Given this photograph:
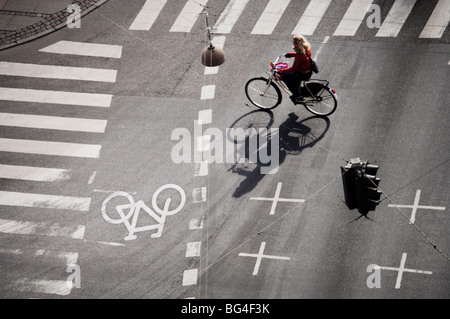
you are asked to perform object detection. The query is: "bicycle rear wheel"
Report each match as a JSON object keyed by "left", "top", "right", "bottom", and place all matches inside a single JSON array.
[
  {"left": 302, "top": 84, "right": 337, "bottom": 116},
  {"left": 245, "top": 77, "right": 282, "bottom": 110},
  {"left": 101, "top": 192, "right": 135, "bottom": 224}
]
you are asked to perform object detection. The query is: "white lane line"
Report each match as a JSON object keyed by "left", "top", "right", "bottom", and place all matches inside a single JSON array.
[
  {"left": 189, "top": 218, "right": 204, "bottom": 230},
  {"left": 198, "top": 109, "right": 212, "bottom": 125},
  {"left": 186, "top": 242, "right": 202, "bottom": 257},
  {"left": 213, "top": 0, "right": 250, "bottom": 34},
  {"left": 313, "top": 36, "right": 329, "bottom": 61},
  {"left": 292, "top": 0, "right": 332, "bottom": 35},
  {"left": 170, "top": 0, "right": 208, "bottom": 32},
  {"left": 376, "top": 0, "right": 417, "bottom": 37},
  {"left": 0, "top": 87, "right": 112, "bottom": 108},
  {"left": 0, "top": 62, "right": 117, "bottom": 83},
  {"left": 0, "top": 218, "right": 85, "bottom": 239},
  {"left": 194, "top": 161, "right": 208, "bottom": 177},
  {"left": 192, "top": 187, "right": 207, "bottom": 203},
  {"left": 0, "top": 191, "right": 91, "bottom": 211},
  {"left": 196, "top": 135, "right": 211, "bottom": 152},
  {"left": 200, "top": 85, "right": 215, "bottom": 100},
  {"left": 251, "top": 0, "right": 290, "bottom": 35},
  {"left": 129, "top": 0, "right": 167, "bottom": 30},
  {"left": 182, "top": 269, "right": 198, "bottom": 286},
  {"left": 0, "top": 164, "right": 71, "bottom": 182},
  {"left": 333, "top": 0, "right": 374, "bottom": 36},
  {"left": 419, "top": 0, "right": 450, "bottom": 38},
  {"left": 204, "top": 66, "right": 219, "bottom": 75},
  {"left": 39, "top": 41, "right": 123, "bottom": 59},
  {"left": 0, "top": 113, "right": 107, "bottom": 133},
  {"left": 0, "top": 138, "right": 102, "bottom": 158}
]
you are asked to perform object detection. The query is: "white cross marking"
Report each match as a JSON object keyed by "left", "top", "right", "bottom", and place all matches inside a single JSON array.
[
  {"left": 250, "top": 182, "right": 305, "bottom": 215},
  {"left": 388, "top": 190, "right": 446, "bottom": 224},
  {"left": 374, "top": 253, "right": 432, "bottom": 289},
  {"left": 238, "top": 242, "right": 290, "bottom": 276}
]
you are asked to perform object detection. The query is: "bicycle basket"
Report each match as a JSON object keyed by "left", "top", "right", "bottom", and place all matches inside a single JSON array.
[{"left": 275, "top": 62, "right": 289, "bottom": 71}]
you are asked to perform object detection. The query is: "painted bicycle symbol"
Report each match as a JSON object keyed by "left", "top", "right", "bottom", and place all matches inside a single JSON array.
[{"left": 101, "top": 184, "right": 186, "bottom": 241}]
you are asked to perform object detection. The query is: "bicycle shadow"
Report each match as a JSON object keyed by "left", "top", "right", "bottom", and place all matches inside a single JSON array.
[{"left": 227, "top": 111, "right": 330, "bottom": 198}]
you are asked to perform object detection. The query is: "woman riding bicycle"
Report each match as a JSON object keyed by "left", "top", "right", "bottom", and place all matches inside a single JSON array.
[
  {"left": 279, "top": 35, "right": 313, "bottom": 103},
  {"left": 245, "top": 36, "right": 337, "bottom": 116}
]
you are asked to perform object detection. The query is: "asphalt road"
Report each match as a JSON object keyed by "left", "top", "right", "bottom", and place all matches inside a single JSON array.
[{"left": 0, "top": 0, "right": 449, "bottom": 301}]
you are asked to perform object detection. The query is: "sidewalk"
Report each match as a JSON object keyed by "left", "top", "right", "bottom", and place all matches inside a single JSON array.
[{"left": 0, "top": 0, "right": 109, "bottom": 51}]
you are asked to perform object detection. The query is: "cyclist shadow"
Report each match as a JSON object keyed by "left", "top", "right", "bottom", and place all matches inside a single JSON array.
[{"left": 228, "top": 111, "right": 330, "bottom": 198}]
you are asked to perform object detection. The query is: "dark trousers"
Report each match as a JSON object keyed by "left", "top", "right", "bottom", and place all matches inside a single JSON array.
[{"left": 281, "top": 72, "right": 312, "bottom": 97}]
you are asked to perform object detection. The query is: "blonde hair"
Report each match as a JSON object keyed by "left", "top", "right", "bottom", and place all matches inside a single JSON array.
[{"left": 293, "top": 35, "right": 311, "bottom": 54}]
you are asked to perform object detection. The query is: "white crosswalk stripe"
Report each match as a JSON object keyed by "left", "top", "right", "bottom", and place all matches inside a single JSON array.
[
  {"left": 0, "top": 87, "right": 112, "bottom": 107},
  {"left": 39, "top": 40, "right": 123, "bottom": 58},
  {"left": 129, "top": 0, "right": 167, "bottom": 31},
  {"left": 376, "top": 0, "right": 417, "bottom": 37},
  {"left": 0, "top": 62, "right": 117, "bottom": 82},
  {"left": 0, "top": 191, "right": 91, "bottom": 211},
  {"left": 292, "top": 0, "right": 333, "bottom": 36},
  {"left": 420, "top": 0, "right": 450, "bottom": 38},
  {"left": 0, "top": 218, "right": 85, "bottom": 238},
  {"left": 0, "top": 249, "right": 79, "bottom": 265},
  {"left": 0, "top": 164, "right": 71, "bottom": 182},
  {"left": 0, "top": 112, "right": 107, "bottom": 133},
  {"left": 170, "top": 0, "right": 208, "bottom": 33},
  {"left": 213, "top": 0, "right": 250, "bottom": 34},
  {"left": 334, "top": 0, "right": 374, "bottom": 36},
  {"left": 251, "top": 0, "right": 290, "bottom": 35},
  {"left": 0, "top": 138, "right": 102, "bottom": 158}
]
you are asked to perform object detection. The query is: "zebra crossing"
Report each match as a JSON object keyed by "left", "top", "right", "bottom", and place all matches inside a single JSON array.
[
  {"left": 128, "top": 0, "right": 450, "bottom": 39},
  {"left": 0, "top": 41, "right": 122, "bottom": 297}
]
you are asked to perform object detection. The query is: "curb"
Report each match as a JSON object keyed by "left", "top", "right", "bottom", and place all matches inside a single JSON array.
[{"left": 0, "top": 0, "right": 109, "bottom": 51}]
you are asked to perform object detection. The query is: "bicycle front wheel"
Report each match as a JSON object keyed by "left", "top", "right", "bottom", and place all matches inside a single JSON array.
[
  {"left": 303, "top": 85, "right": 337, "bottom": 117},
  {"left": 245, "top": 77, "right": 282, "bottom": 110}
]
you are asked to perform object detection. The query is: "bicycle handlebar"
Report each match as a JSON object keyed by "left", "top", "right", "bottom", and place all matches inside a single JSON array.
[{"left": 275, "top": 54, "right": 285, "bottom": 64}]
